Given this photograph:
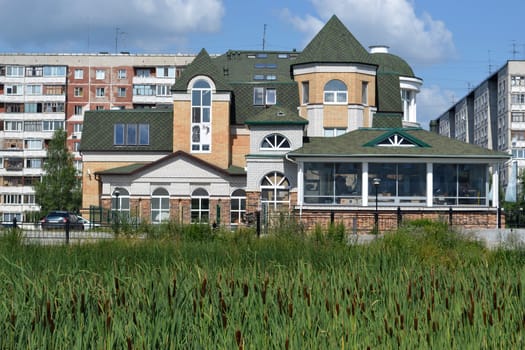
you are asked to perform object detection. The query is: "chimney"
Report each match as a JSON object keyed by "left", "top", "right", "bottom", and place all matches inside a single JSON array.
[{"left": 369, "top": 45, "right": 389, "bottom": 54}]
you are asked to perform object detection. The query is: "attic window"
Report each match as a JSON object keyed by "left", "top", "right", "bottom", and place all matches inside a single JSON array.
[{"left": 377, "top": 134, "right": 415, "bottom": 147}]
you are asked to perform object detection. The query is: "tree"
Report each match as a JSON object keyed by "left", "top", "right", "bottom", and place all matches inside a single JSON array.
[{"left": 34, "top": 129, "right": 82, "bottom": 213}]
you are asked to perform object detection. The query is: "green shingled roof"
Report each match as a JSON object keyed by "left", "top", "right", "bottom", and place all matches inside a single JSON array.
[
  {"left": 80, "top": 109, "right": 173, "bottom": 152},
  {"left": 376, "top": 73, "right": 403, "bottom": 113},
  {"left": 293, "top": 15, "right": 375, "bottom": 66},
  {"left": 245, "top": 105, "right": 308, "bottom": 125},
  {"left": 172, "top": 49, "right": 232, "bottom": 92},
  {"left": 288, "top": 128, "right": 510, "bottom": 159},
  {"left": 371, "top": 52, "right": 415, "bottom": 77}
]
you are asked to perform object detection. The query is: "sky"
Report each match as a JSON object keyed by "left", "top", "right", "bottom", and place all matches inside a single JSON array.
[{"left": 0, "top": 0, "right": 523, "bottom": 128}]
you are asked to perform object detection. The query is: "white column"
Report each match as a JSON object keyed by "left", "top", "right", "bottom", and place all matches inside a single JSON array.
[
  {"left": 362, "top": 162, "right": 368, "bottom": 206},
  {"left": 492, "top": 168, "right": 499, "bottom": 207},
  {"left": 426, "top": 163, "right": 433, "bottom": 207},
  {"left": 297, "top": 162, "right": 304, "bottom": 206}
]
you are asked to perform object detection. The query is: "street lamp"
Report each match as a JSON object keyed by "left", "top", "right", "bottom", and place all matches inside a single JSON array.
[
  {"left": 113, "top": 189, "right": 120, "bottom": 232},
  {"left": 373, "top": 178, "right": 381, "bottom": 233},
  {"left": 113, "top": 189, "right": 120, "bottom": 212}
]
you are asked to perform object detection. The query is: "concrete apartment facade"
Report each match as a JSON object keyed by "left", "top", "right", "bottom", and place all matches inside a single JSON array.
[
  {"left": 431, "top": 60, "right": 525, "bottom": 193},
  {"left": 0, "top": 53, "right": 195, "bottom": 221}
]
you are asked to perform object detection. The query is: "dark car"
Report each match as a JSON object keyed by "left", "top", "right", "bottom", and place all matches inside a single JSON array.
[{"left": 40, "top": 211, "right": 84, "bottom": 230}]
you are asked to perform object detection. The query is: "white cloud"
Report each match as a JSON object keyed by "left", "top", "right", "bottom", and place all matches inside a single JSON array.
[
  {"left": 0, "top": 0, "right": 225, "bottom": 52},
  {"left": 288, "top": 0, "right": 456, "bottom": 65},
  {"left": 417, "top": 85, "right": 456, "bottom": 128}
]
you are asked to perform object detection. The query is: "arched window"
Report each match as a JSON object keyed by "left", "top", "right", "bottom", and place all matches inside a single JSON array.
[
  {"left": 112, "top": 188, "right": 130, "bottom": 217},
  {"left": 324, "top": 79, "right": 347, "bottom": 104},
  {"left": 191, "top": 188, "right": 209, "bottom": 223},
  {"left": 261, "top": 172, "right": 290, "bottom": 209},
  {"left": 151, "top": 188, "right": 170, "bottom": 223},
  {"left": 230, "top": 189, "right": 246, "bottom": 228},
  {"left": 261, "top": 133, "right": 291, "bottom": 150},
  {"left": 191, "top": 79, "right": 211, "bottom": 152}
]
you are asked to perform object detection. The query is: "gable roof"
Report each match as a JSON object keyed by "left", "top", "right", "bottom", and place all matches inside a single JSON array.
[
  {"left": 80, "top": 109, "right": 173, "bottom": 152},
  {"left": 293, "top": 15, "right": 375, "bottom": 66},
  {"left": 172, "top": 49, "right": 232, "bottom": 92},
  {"left": 96, "top": 150, "right": 246, "bottom": 177},
  {"left": 288, "top": 128, "right": 510, "bottom": 160},
  {"left": 245, "top": 105, "right": 308, "bottom": 126}
]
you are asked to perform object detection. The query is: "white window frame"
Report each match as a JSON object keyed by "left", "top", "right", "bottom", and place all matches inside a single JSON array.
[
  {"left": 95, "top": 69, "right": 105, "bottom": 80},
  {"left": 191, "top": 79, "right": 212, "bottom": 153},
  {"left": 151, "top": 188, "right": 170, "bottom": 223},
  {"left": 261, "top": 134, "right": 291, "bottom": 150},
  {"left": 191, "top": 188, "right": 209, "bottom": 223},
  {"left": 324, "top": 79, "right": 348, "bottom": 104},
  {"left": 96, "top": 87, "right": 105, "bottom": 97},
  {"left": 74, "top": 69, "right": 84, "bottom": 79},
  {"left": 260, "top": 172, "right": 290, "bottom": 210}
]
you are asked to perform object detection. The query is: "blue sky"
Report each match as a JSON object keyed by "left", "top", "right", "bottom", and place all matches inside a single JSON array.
[{"left": 0, "top": 0, "right": 523, "bottom": 127}]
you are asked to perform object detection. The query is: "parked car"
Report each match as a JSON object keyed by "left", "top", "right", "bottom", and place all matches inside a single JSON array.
[
  {"left": 40, "top": 211, "right": 84, "bottom": 230},
  {"left": 77, "top": 216, "right": 101, "bottom": 230}
]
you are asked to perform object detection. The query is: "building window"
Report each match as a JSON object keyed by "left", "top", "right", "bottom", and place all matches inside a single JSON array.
[
  {"left": 303, "top": 163, "right": 362, "bottom": 204},
  {"left": 156, "top": 85, "right": 171, "bottom": 96},
  {"left": 74, "top": 105, "right": 83, "bottom": 115},
  {"left": 26, "top": 158, "right": 42, "bottom": 168},
  {"left": 74, "top": 69, "right": 84, "bottom": 79},
  {"left": 43, "top": 121, "right": 64, "bottom": 131},
  {"left": 151, "top": 188, "right": 170, "bottom": 223},
  {"left": 368, "top": 163, "right": 427, "bottom": 205},
  {"left": 6, "top": 85, "right": 23, "bottom": 95},
  {"left": 260, "top": 171, "right": 290, "bottom": 210},
  {"left": 43, "top": 102, "right": 65, "bottom": 112},
  {"left": 136, "top": 69, "right": 150, "bottom": 77},
  {"left": 230, "top": 189, "right": 246, "bottom": 228},
  {"left": 112, "top": 188, "right": 130, "bottom": 217},
  {"left": 26, "top": 66, "right": 43, "bottom": 77},
  {"left": 433, "top": 164, "right": 487, "bottom": 206},
  {"left": 302, "top": 81, "right": 309, "bottom": 104},
  {"left": 191, "top": 79, "right": 212, "bottom": 152},
  {"left": 191, "top": 188, "right": 209, "bottom": 223},
  {"left": 156, "top": 66, "right": 175, "bottom": 78},
  {"left": 362, "top": 81, "right": 368, "bottom": 105},
  {"left": 74, "top": 87, "right": 83, "bottom": 97},
  {"left": 133, "top": 85, "right": 155, "bottom": 96},
  {"left": 118, "top": 87, "right": 126, "bottom": 97},
  {"left": 45, "top": 85, "right": 64, "bottom": 95},
  {"left": 253, "top": 87, "right": 277, "bottom": 106},
  {"left": 26, "top": 85, "right": 42, "bottom": 95},
  {"left": 4, "top": 121, "right": 23, "bottom": 132},
  {"left": 6, "top": 66, "right": 24, "bottom": 77},
  {"left": 324, "top": 79, "right": 347, "bottom": 104},
  {"left": 73, "top": 123, "right": 83, "bottom": 133},
  {"left": 95, "top": 69, "right": 105, "bottom": 80},
  {"left": 96, "top": 87, "right": 105, "bottom": 97},
  {"left": 114, "top": 123, "right": 149, "bottom": 145},
  {"left": 118, "top": 69, "right": 127, "bottom": 79},
  {"left": 43, "top": 66, "right": 66, "bottom": 76},
  {"left": 24, "top": 121, "right": 41, "bottom": 132},
  {"left": 95, "top": 105, "right": 104, "bottom": 110},
  {"left": 24, "top": 139, "right": 43, "bottom": 150},
  {"left": 323, "top": 128, "right": 347, "bottom": 137},
  {"left": 261, "top": 133, "right": 291, "bottom": 150}
]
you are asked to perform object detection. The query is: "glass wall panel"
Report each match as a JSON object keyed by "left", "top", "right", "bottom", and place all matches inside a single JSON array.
[
  {"left": 303, "top": 162, "right": 362, "bottom": 204},
  {"left": 368, "top": 163, "right": 426, "bottom": 205},
  {"left": 433, "top": 164, "right": 487, "bottom": 206}
]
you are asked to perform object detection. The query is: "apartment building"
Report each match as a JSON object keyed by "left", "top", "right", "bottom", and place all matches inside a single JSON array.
[
  {"left": 431, "top": 60, "right": 525, "bottom": 191},
  {"left": 0, "top": 53, "right": 195, "bottom": 221}
]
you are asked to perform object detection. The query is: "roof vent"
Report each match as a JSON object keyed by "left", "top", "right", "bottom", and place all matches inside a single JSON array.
[
  {"left": 369, "top": 45, "right": 389, "bottom": 54},
  {"left": 277, "top": 111, "right": 286, "bottom": 117}
]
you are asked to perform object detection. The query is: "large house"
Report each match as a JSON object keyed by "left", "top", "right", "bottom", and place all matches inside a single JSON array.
[{"left": 80, "top": 15, "right": 509, "bottom": 231}]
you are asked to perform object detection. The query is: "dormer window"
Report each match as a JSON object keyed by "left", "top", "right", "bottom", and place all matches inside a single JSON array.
[
  {"left": 261, "top": 134, "right": 290, "bottom": 150},
  {"left": 254, "top": 87, "right": 276, "bottom": 106},
  {"left": 324, "top": 79, "right": 347, "bottom": 104}
]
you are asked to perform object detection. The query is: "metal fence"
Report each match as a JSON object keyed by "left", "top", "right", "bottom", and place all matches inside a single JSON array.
[{"left": 0, "top": 222, "right": 114, "bottom": 245}]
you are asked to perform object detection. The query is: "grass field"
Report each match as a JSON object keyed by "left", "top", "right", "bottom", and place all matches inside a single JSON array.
[{"left": 0, "top": 220, "right": 524, "bottom": 349}]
